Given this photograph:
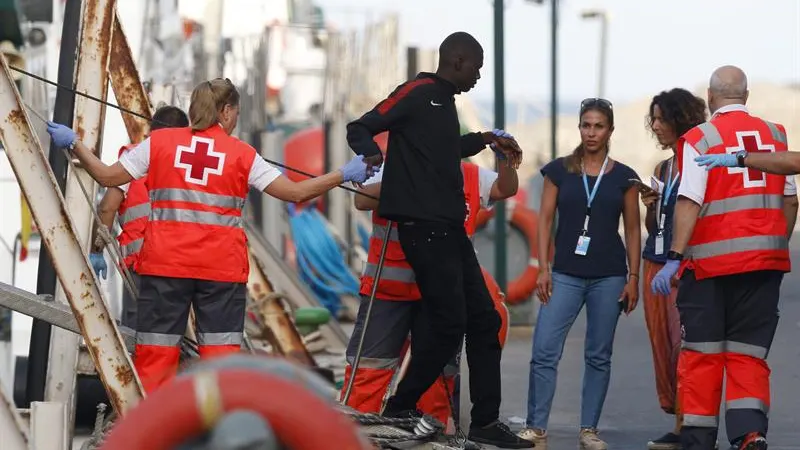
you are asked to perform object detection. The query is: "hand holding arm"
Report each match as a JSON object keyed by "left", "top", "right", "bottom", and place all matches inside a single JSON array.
[{"left": 265, "top": 155, "right": 374, "bottom": 203}]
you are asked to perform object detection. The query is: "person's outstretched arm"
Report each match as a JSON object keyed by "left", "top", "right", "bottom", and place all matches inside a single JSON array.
[
  {"left": 262, "top": 155, "right": 372, "bottom": 204},
  {"left": 696, "top": 151, "right": 800, "bottom": 175},
  {"left": 47, "top": 122, "right": 135, "bottom": 187}
]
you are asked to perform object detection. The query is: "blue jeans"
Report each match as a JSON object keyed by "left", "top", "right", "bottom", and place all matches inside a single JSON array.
[{"left": 525, "top": 272, "right": 626, "bottom": 430}]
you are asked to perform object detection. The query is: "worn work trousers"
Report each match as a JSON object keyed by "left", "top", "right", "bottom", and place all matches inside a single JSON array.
[
  {"left": 341, "top": 297, "right": 459, "bottom": 425},
  {"left": 384, "top": 222, "right": 502, "bottom": 428},
  {"left": 134, "top": 275, "right": 247, "bottom": 393},
  {"left": 120, "top": 268, "right": 140, "bottom": 329},
  {"left": 677, "top": 269, "right": 782, "bottom": 450},
  {"left": 342, "top": 286, "right": 510, "bottom": 426},
  {"left": 642, "top": 260, "right": 682, "bottom": 415}
]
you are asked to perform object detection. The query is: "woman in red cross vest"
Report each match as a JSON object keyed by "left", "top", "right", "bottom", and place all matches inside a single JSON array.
[{"left": 46, "top": 78, "right": 374, "bottom": 393}]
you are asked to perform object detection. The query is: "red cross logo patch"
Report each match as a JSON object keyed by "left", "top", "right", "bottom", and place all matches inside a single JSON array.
[
  {"left": 174, "top": 136, "right": 225, "bottom": 186},
  {"left": 725, "top": 131, "right": 775, "bottom": 189}
]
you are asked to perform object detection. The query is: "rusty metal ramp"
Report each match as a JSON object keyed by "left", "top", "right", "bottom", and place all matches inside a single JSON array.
[{"left": 0, "top": 281, "right": 137, "bottom": 352}]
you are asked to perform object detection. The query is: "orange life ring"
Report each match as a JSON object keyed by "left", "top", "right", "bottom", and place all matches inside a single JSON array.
[
  {"left": 476, "top": 203, "right": 540, "bottom": 305},
  {"left": 101, "top": 369, "right": 372, "bottom": 450}
]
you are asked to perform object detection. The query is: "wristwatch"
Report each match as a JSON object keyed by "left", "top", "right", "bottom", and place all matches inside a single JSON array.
[
  {"left": 735, "top": 150, "right": 748, "bottom": 168},
  {"left": 667, "top": 250, "right": 683, "bottom": 261}
]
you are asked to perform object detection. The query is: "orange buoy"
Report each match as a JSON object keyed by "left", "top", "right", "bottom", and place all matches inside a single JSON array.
[
  {"left": 476, "top": 203, "right": 542, "bottom": 305},
  {"left": 101, "top": 369, "right": 372, "bottom": 450},
  {"left": 480, "top": 267, "right": 509, "bottom": 347}
]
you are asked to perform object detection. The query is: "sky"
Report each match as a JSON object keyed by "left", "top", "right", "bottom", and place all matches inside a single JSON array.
[{"left": 315, "top": 0, "right": 800, "bottom": 104}]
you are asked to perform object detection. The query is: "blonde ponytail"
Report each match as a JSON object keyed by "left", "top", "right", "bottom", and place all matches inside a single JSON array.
[
  {"left": 564, "top": 145, "right": 585, "bottom": 174},
  {"left": 189, "top": 78, "right": 240, "bottom": 131}
]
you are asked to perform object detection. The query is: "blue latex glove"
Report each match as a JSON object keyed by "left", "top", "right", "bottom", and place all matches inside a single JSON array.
[
  {"left": 490, "top": 128, "right": 514, "bottom": 160},
  {"left": 89, "top": 252, "right": 107, "bottom": 280},
  {"left": 340, "top": 155, "right": 372, "bottom": 184},
  {"left": 651, "top": 259, "right": 680, "bottom": 295},
  {"left": 46, "top": 121, "right": 77, "bottom": 148},
  {"left": 695, "top": 153, "right": 738, "bottom": 170}
]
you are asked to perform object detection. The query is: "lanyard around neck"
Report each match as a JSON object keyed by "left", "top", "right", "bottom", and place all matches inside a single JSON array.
[{"left": 581, "top": 155, "right": 610, "bottom": 211}]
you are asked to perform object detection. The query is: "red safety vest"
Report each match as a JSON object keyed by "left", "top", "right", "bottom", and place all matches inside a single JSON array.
[
  {"left": 360, "top": 162, "right": 485, "bottom": 300},
  {"left": 677, "top": 110, "right": 791, "bottom": 280},
  {"left": 135, "top": 125, "right": 256, "bottom": 283},
  {"left": 116, "top": 144, "right": 150, "bottom": 270}
]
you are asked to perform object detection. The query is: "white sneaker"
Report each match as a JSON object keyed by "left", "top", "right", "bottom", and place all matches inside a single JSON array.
[
  {"left": 518, "top": 428, "right": 548, "bottom": 448},
  {"left": 579, "top": 428, "right": 608, "bottom": 450}
]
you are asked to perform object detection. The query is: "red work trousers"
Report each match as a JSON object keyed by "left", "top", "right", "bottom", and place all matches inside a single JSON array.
[{"left": 676, "top": 269, "right": 782, "bottom": 450}]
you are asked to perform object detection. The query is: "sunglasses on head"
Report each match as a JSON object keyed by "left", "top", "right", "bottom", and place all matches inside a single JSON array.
[{"left": 580, "top": 98, "right": 613, "bottom": 111}]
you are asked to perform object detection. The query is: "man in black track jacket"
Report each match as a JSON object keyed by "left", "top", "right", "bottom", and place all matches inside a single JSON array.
[{"left": 346, "top": 31, "right": 531, "bottom": 449}]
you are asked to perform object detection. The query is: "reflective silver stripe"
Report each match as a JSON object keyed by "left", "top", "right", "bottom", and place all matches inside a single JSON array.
[
  {"left": 692, "top": 122, "right": 724, "bottom": 154},
  {"left": 371, "top": 223, "right": 399, "bottom": 242},
  {"left": 687, "top": 235, "right": 787, "bottom": 260},
  {"left": 123, "top": 238, "right": 143, "bottom": 257},
  {"left": 726, "top": 341, "right": 768, "bottom": 359},
  {"left": 196, "top": 332, "right": 243, "bottom": 346},
  {"left": 363, "top": 264, "right": 415, "bottom": 283},
  {"left": 346, "top": 356, "right": 398, "bottom": 370},
  {"left": 149, "top": 188, "right": 246, "bottom": 209},
  {"left": 726, "top": 397, "right": 769, "bottom": 413},
  {"left": 682, "top": 341, "right": 724, "bottom": 354},
  {"left": 699, "top": 194, "right": 783, "bottom": 218},
  {"left": 764, "top": 121, "right": 787, "bottom": 145},
  {"left": 119, "top": 203, "right": 151, "bottom": 226},
  {"left": 136, "top": 332, "right": 182, "bottom": 347},
  {"left": 150, "top": 208, "right": 243, "bottom": 228},
  {"left": 683, "top": 414, "right": 718, "bottom": 428}
]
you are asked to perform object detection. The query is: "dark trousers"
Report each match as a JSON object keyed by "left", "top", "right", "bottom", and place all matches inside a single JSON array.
[
  {"left": 120, "top": 269, "right": 140, "bottom": 329},
  {"left": 384, "top": 221, "right": 502, "bottom": 427},
  {"left": 134, "top": 275, "right": 247, "bottom": 392},
  {"left": 677, "top": 269, "right": 782, "bottom": 449}
]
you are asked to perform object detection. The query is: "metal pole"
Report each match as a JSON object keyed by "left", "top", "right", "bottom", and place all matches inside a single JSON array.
[
  {"left": 27, "top": 0, "right": 81, "bottom": 406},
  {"left": 550, "top": 0, "right": 558, "bottom": 160},
  {"left": 493, "top": 0, "right": 507, "bottom": 292},
  {"left": 598, "top": 15, "right": 608, "bottom": 99}
]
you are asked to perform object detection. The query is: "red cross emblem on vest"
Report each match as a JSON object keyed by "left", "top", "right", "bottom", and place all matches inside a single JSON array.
[
  {"left": 175, "top": 136, "right": 226, "bottom": 186},
  {"left": 726, "top": 131, "right": 775, "bottom": 189}
]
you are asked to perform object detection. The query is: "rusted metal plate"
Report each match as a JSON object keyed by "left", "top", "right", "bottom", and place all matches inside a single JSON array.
[
  {"left": 109, "top": 10, "right": 150, "bottom": 143},
  {"left": 0, "top": 54, "right": 143, "bottom": 416},
  {"left": 0, "top": 381, "right": 28, "bottom": 450},
  {"left": 247, "top": 250, "right": 317, "bottom": 366},
  {"left": 45, "top": 0, "right": 129, "bottom": 425}
]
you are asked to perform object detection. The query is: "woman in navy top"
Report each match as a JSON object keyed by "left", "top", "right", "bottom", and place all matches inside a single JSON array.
[
  {"left": 518, "top": 99, "right": 641, "bottom": 450},
  {"left": 640, "top": 88, "right": 707, "bottom": 450}
]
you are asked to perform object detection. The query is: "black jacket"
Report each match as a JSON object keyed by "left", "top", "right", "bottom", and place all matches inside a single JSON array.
[{"left": 346, "top": 72, "right": 486, "bottom": 225}]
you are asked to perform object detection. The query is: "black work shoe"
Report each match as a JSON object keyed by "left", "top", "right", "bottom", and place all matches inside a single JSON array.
[
  {"left": 647, "top": 432, "right": 682, "bottom": 450},
  {"left": 469, "top": 421, "right": 535, "bottom": 449},
  {"left": 731, "top": 433, "right": 767, "bottom": 450}
]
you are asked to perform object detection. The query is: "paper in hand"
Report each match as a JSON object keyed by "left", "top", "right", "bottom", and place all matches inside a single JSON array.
[{"left": 650, "top": 176, "right": 665, "bottom": 195}]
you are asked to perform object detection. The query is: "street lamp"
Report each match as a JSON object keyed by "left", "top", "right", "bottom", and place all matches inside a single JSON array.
[{"left": 580, "top": 9, "right": 609, "bottom": 99}]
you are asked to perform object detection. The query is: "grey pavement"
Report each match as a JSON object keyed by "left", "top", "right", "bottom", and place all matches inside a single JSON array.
[{"left": 491, "top": 248, "right": 800, "bottom": 450}]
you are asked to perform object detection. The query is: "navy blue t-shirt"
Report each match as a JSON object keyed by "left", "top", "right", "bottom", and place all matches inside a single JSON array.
[
  {"left": 642, "top": 159, "right": 680, "bottom": 264},
  {"left": 542, "top": 157, "right": 639, "bottom": 278}
]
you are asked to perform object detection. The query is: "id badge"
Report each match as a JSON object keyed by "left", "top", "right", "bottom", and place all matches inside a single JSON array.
[
  {"left": 575, "top": 235, "right": 591, "bottom": 256},
  {"left": 655, "top": 233, "right": 665, "bottom": 255}
]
